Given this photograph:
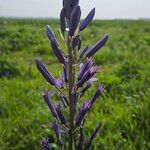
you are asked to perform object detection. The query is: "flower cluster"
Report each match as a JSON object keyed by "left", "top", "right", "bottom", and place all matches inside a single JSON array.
[{"left": 36, "top": 0, "right": 108, "bottom": 149}]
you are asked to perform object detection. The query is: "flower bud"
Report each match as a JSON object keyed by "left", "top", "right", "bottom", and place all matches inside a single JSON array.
[
  {"left": 60, "top": 8, "right": 66, "bottom": 33},
  {"left": 87, "top": 35, "right": 108, "bottom": 57},
  {"left": 84, "top": 121, "right": 103, "bottom": 150},
  {"left": 35, "top": 59, "right": 56, "bottom": 85},
  {"left": 69, "top": 5, "right": 81, "bottom": 36},
  {"left": 55, "top": 103, "right": 66, "bottom": 124},
  {"left": 79, "top": 8, "right": 95, "bottom": 31},
  {"left": 42, "top": 91, "right": 57, "bottom": 118},
  {"left": 51, "top": 121, "right": 63, "bottom": 146},
  {"left": 40, "top": 137, "right": 52, "bottom": 150},
  {"left": 80, "top": 45, "right": 89, "bottom": 58},
  {"left": 51, "top": 38, "right": 66, "bottom": 65},
  {"left": 47, "top": 25, "right": 59, "bottom": 46}
]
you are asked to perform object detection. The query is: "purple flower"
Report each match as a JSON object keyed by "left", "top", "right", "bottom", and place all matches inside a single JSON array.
[
  {"left": 87, "top": 35, "right": 108, "bottom": 57},
  {"left": 35, "top": 59, "right": 56, "bottom": 85},
  {"left": 60, "top": 8, "right": 66, "bottom": 33},
  {"left": 47, "top": 25, "right": 59, "bottom": 46},
  {"left": 79, "top": 8, "right": 95, "bottom": 31},
  {"left": 75, "top": 102, "right": 90, "bottom": 127},
  {"left": 51, "top": 121, "right": 63, "bottom": 146},
  {"left": 55, "top": 73, "right": 64, "bottom": 89},
  {"left": 55, "top": 103, "right": 66, "bottom": 124},
  {"left": 51, "top": 38, "right": 66, "bottom": 65},
  {"left": 78, "top": 58, "right": 93, "bottom": 81},
  {"left": 88, "top": 84, "right": 105, "bottom": 108},
  {"left": 42, "top": 91, "right": 57, "bottom": 118},
  {"left": 63, "top": 0, "right": 71, "bottom": 19},
  {"left": 71, "top": 0, "right": 79, "bottom": 8},
  {"left": 80, "top": 45, "right": 89, "bottom": 58},
  {"left": 69, "top": 5, "right": 81, "bottom": 36},
  {"left": 77, "top": 66, "right": 99, "bottom": 88},
  {"left": 40, "top": 137, "right": 52, "bottom": 150},
  {"left": 80, "top": 78, "right": 98, "bottom": 97},
  {"left": 84, "top": 121, "right": 103, "bottom": 150}
]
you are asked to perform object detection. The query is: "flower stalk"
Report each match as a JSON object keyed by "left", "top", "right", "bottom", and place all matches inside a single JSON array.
[{"left": 36, "top": 0, "right": 108, "bottom": 149}]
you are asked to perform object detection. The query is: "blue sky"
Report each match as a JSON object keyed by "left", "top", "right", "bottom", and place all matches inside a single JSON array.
[{"left": 0, "top": 0, "right": 150, "bottom": 19}]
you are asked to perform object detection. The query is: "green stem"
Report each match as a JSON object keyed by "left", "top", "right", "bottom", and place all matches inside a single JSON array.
[{"left": 67, "top": 36, "right": 76, "bottom": 150}]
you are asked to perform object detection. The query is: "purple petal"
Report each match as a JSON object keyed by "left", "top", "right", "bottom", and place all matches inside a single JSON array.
[
  {"left": 40, "top": 137, "right": 52, "bottom": 150},
  {"left": 55, "top": 73, "right": 64, "bottom": 89},
  {"left": 89, "top": 84, "right": 105, "bottom": 108},
  {"left": 51, "top": 38, "right": 66, "bottom": 64},
  {"left": 35, "top": 59, "right": 56, "bottom": 85},
  {"left": 69, "top": 5, "right": 81, "bottom": 36},
  {"left": 75, "top": 102, "right": 90, "bottom": 127},
  {"left": 78, "top": 58, "right": 93, "bottom": 81},
  {"left": 42, "top": 91, "right": 57, "bottom": 118},
  {"left": 80, "top": 78, "right": 98, "bottom": 97},
  {"left": 84, "top": 121, "right": 103, "bottom": 149},
  {"left": 51, "top": 121, "right": 63, "bottom": 146},
  {"left": 79, "top": 8, "right": 95, "bottom": 31},
  {"left": 87, "top": 35, "right": 108, "bottom": 57},
  {"left": 60, "top": 8, "right": 66, "bottom": 33},
  {"left": 55, "top": 103, "right": 66, "bottom": 124}
]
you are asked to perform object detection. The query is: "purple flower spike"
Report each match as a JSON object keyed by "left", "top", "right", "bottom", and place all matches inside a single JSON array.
[
  {"left": 75, "top": 102, "right": 90, "bottom": 127},
  {"left": 79, "top": 8, "right": 95, "bottom": 31},
  {"left": 84, "top": 121, "right": 103, "bottom": 150},
  {"left": 80, "top": 45, "right": 89, "bottom": 58},
  {"left": 69, "top": 5, "right": 81, "bottom": 36},
  {"left": 35, "top": 59, "right": 55, "bottom": 85},
  {"left": 55, "top": 103, "right": 66, "bottom": 124},
  {"left": 51, "top": 121, "right": 63, "bottom": 146},
  {"left": 87, "top": 35, "right": 108, "bottom": 57},
  {"left": 89, "top": 84, "right": 105, "bottom": 108},
  {"left": 51, "top": 38, "right": 66, "bottom": 65},
  {"left": 40, "top": 137, "right": 52, "bottom": 150},
  {"left": 60, "top": 8, "right": 66, "bottom": 33},
  {"left": 42, "top": 91, "right": 57, "bottom": 118}
]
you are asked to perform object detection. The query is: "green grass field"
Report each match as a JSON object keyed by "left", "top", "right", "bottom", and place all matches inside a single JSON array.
[{"left": 0, "top": 18, "right": 150, "bottom": 150}]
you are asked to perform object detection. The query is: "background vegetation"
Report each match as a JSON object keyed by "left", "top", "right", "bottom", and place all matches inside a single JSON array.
[{"left": 0, "top": 18, "right": 150, "bottom": 150}]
